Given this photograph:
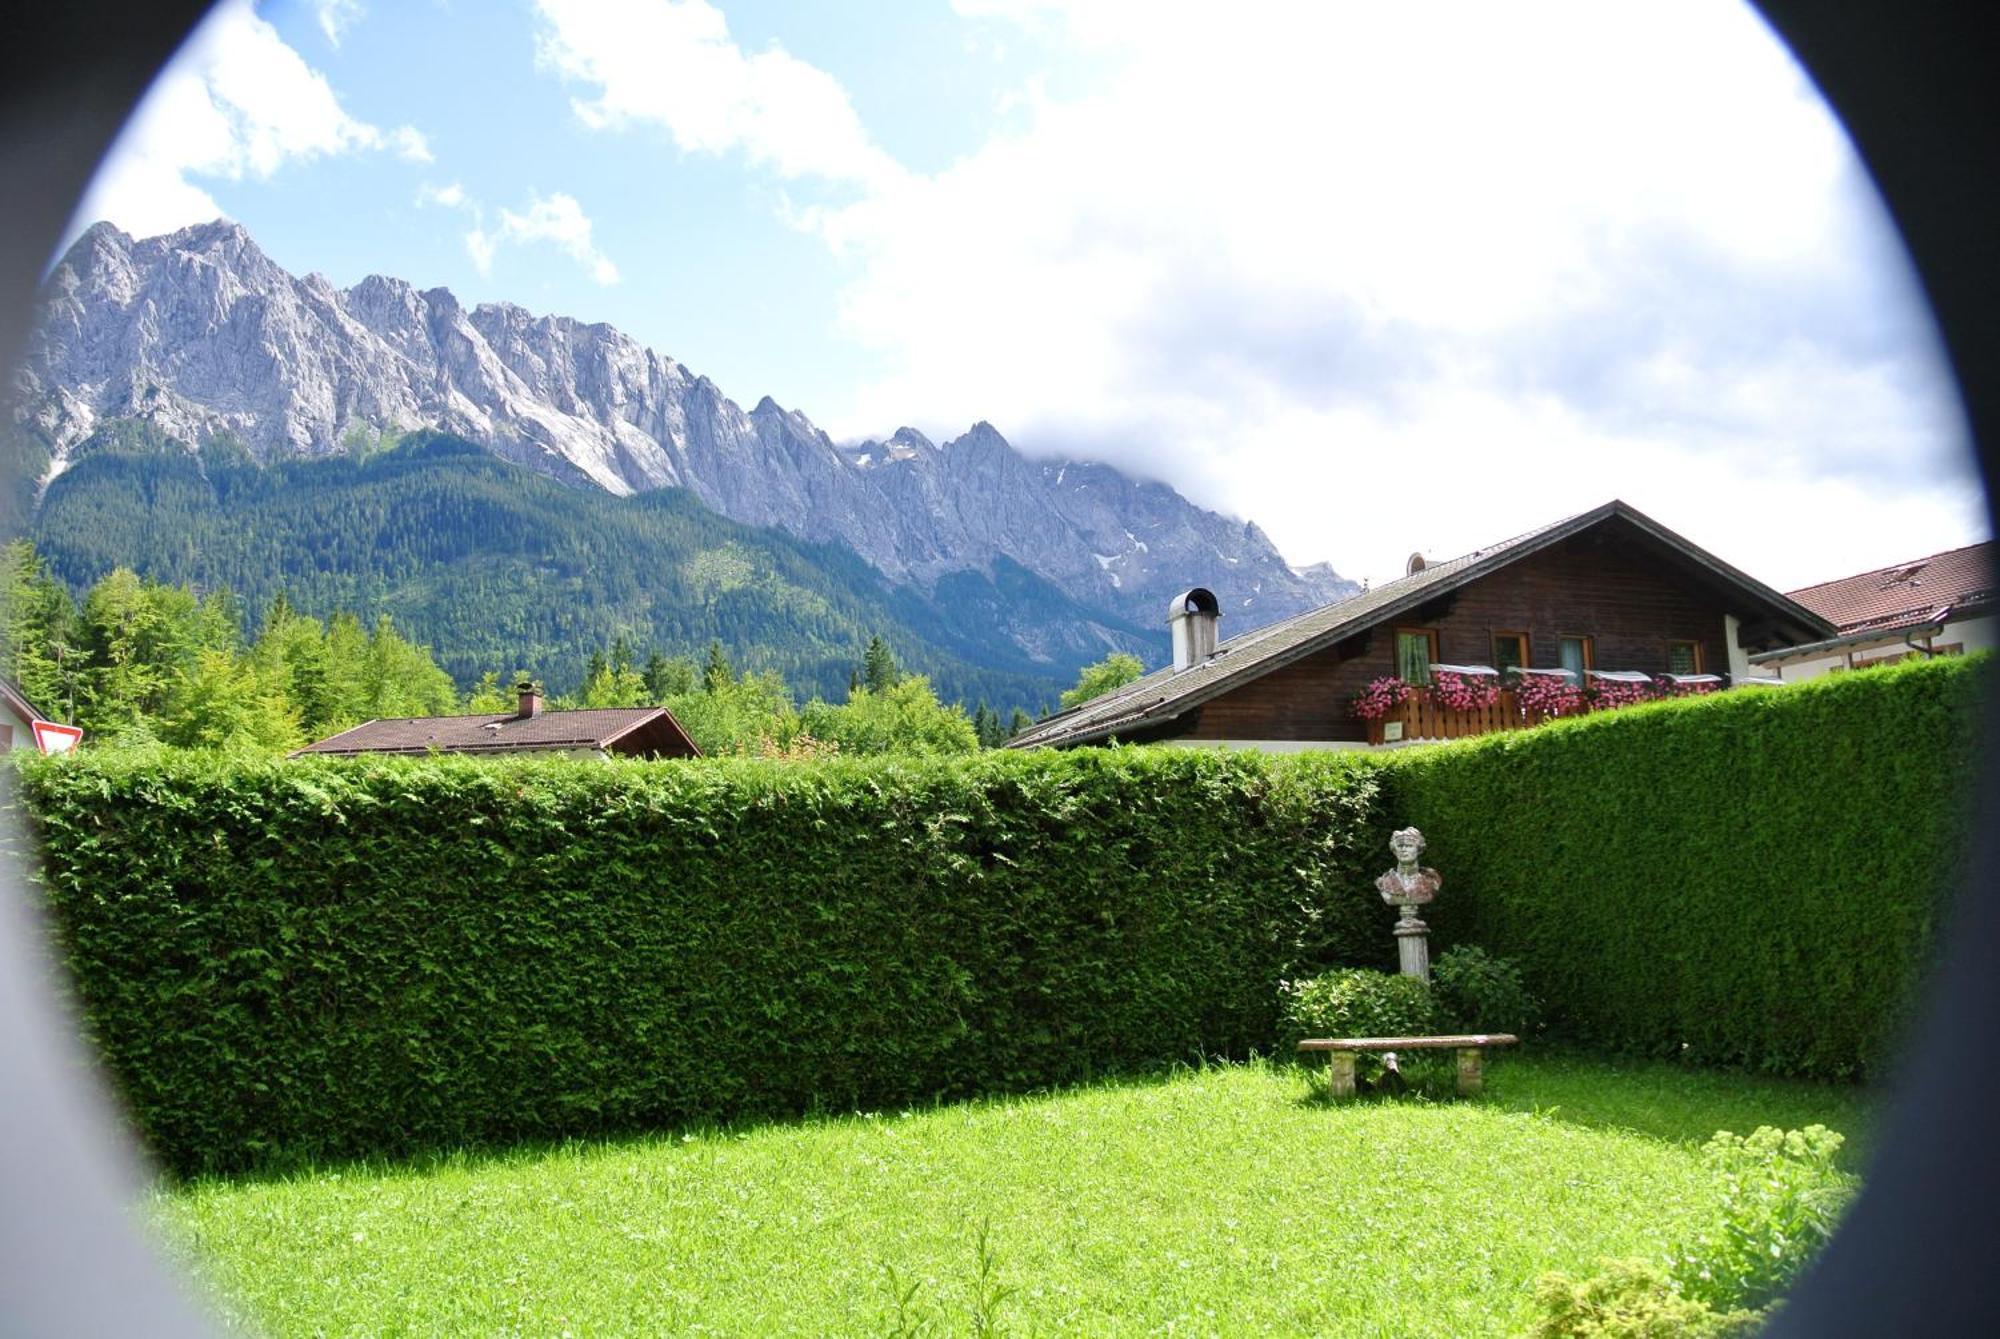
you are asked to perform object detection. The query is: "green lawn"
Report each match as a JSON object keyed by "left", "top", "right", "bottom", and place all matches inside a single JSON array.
[{"left": 155, "top": 1055, "right": 1873, "bottom": 1337}]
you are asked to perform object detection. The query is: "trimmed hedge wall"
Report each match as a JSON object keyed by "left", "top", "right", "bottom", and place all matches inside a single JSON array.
[
  {"left": 10, "top": 655, "right": 1986, "bottom": 1170},
  {"left": 1383, "top": 655, "right": 1988, "bottom": 1079},
  {"left": 14, "top": 747, "right": 1386, "bottom": 1173}
]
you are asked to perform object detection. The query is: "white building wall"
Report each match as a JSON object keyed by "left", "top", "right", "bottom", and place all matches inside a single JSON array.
[
  {"left": 1760, "top": 613, "right": 1994, "bottom": 683},
  {"left": 2, "top": 703, "right": 36, "bottom": 752},
  {"left": 1725, "top": 614, "right": 1752, "bottom": 681}
]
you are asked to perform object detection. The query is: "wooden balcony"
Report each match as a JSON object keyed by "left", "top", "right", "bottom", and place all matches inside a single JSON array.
[{"left": 1364, "top": 689, "right": 1570, "bottom": 746}]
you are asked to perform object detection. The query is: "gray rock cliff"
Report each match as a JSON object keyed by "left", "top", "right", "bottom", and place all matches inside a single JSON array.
[{"left": 15, "top": 220, "right": 1356, "bottom": 639}]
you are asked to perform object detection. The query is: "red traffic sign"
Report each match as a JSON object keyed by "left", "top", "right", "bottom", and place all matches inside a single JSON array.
[{"left": 31, "top": 720, "right": 83, "bottom": 755}]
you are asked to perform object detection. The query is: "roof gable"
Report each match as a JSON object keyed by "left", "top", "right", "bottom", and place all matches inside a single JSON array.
[
  {"left": 0, "top": 677, "right": 42, "bottom": 725},
  {"left": 1010, "top": 500, "right": 1833, "bottom": 748}
]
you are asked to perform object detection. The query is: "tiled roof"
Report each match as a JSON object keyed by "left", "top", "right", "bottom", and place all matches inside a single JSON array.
[
  {"left": 1785, "top": 541, "right": 1996, "bottom": 636},
  {"left": 294, "top": 706, "right": 688, "bottom": 756},
  {"left": 1009, "top": 499, "right": 1832, "bottom": 749}
]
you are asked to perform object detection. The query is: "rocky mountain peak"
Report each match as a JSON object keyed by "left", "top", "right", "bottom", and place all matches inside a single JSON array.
[{"left": 17, "top": 218, "right": 1358, "bottom": 646}]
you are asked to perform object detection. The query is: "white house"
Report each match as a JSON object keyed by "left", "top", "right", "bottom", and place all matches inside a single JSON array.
[{"left": 1751, "top": 541, "right": 1996, "bottom": 682}]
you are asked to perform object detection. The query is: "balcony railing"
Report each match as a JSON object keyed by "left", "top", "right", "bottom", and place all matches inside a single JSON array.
[{"left": 1365, "top": 687, "right": 1552, "bottom": 745}]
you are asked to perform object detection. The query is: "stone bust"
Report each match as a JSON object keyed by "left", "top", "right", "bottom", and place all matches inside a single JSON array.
[{"left": 1376, "top": 826, "right": 1441, "bottom": 909}]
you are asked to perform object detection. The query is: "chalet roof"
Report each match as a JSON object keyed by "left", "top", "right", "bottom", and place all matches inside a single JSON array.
[
  {"left": 1008, "top": 499, "right": 1833, "bottom": 749},
  {"left": 293, "top": 705, "right": 699, "bottom": 758},
  {"left": 1784, "top": 540, "right": 1996, "bottom": 636}
]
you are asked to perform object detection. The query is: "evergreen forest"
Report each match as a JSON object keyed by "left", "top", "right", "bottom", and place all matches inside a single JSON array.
[{"left": 22, "top": 422, "right": 1127, "bottom": 713}]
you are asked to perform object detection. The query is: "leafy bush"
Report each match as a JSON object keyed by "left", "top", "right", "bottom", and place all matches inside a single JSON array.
[
  {"left": 1433, "top": 944, "right": 1537, "bottom": 1035},
  {"left": 14, "top": 745, "right": 1387, "bottom": 1173},
  {"left": 1669, "top": 1125, "right": 1854, "bottom": 1310},
  {"left": 1530, "top": 1123, "right": 1852, "bottom": 1334},
  {"left": 1278, "top": 968, "right": 1437, "bottom": 1046},
  {"left": 1386, "top": 654, "right": 1988, "bottom": 1078},
  {"left": 1526, "top": 1259, "right": 1764, "bottom": 1339}
]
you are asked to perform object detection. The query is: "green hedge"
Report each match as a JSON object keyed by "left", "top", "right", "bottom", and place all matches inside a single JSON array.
[
  {"left": 11, "top": 656, "right": 1985, "bottom": 1170},
  {"left": 13, "top": 747, "right": 1386, "bottom": 1173},
  {"left": 1383, "top": 655, "right": 1988, "bottom": 1079}
]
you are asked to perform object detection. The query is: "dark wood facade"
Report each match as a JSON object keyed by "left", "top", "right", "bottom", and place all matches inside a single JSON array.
[{"left": 1176, "top": 530, "right": 1740, "bottom": 744}]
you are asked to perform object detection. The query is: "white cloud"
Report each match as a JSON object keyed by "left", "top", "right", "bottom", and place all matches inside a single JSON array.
[
  {"left": 76, "top": 0, "right": 431, "bottom": 239},
  {"left": 314, "top": 0, "right": 365, "bottom": 48},
  {"left": 494, "top": 192, "right": 621, "bottom": 285},
  {"left": 800, "top": 0, "right": 1979, "bottom": 585},
  {"left": 532, "top": 0, "right": 905, "bottom": 192},
  {"left": 416, "top": 181, "right": 467, "bottom": 210},
  {"left": 388, "top": 125, "right": 433, "bottom": 164},
  {"left": 421, "top": 184, "right": 620, "bottom": 285}
]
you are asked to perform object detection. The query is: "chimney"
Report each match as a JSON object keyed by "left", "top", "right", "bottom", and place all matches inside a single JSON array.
[
  {"left": 516, "top": 681, "right": 543, "bottom": 719},
  {"left": 1168, "top": 588, "right": 1222, "bottom": 672}
]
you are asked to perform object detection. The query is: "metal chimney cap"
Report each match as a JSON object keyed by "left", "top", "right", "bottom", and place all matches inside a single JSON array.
[{"left": 1168, "top": 587, "right": 1220, "bottom": 620}]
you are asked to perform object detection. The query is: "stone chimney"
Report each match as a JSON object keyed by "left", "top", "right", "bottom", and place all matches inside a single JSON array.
[
  {"left": 516, "top": 681, "right": 543, "bottom": 719},
  {"left": 1168, "top": 588, "right": 1221, "bottom": 672}
]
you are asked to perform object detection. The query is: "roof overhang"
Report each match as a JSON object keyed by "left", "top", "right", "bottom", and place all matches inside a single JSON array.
[
  {"left": 0, "top": 677, "right": 44, "bottom": 723},
  {"left": 1751, "top": 619, "right": 1944, "bottom": 664}
]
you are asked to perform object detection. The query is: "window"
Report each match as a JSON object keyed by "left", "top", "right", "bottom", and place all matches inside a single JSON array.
[
  {"left": 1395, "top": 628, "right": 1438, "bottom": 685},
  {"left": 1558, "top": 635, "right": 1593, "bottom": 680},
  {"left": 1667, "top": 640, "right": 1702, "bottom": 674},
  {"left": 1492, "top": 631, "right": 1528, "bottom": 673}
]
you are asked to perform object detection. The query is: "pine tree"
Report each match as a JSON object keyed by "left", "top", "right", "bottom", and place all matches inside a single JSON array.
[
  {"left": 973, "top": 700, "right": 1009, "bottom": 749},
  {"left": 0, "top": 539, "right": 81, "bottom": 721},
  {"left": 703, "top": 640, "right": 734, "bottom": 694},
  {"left": 1008, "top": 707, "right": 1034, "bottom": 739},
  {"left": 644, "top": 651, "right": 697, "bottom": 701},
  {"left": 861, "top": 635, "right": 900, "bottom": 694}
]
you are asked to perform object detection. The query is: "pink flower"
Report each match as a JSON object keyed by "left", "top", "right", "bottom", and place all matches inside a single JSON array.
[
  {"left": 1431, "top": 670, "right": 1500, "bottom": 711},
  {"left": 1516, "top": 674, "right": 1584, "bottom": 716},
  {"left": 1349, "top": 676, "right": 1413, "bottom": 720}
]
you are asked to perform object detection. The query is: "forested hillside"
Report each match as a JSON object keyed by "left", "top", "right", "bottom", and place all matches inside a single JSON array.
[{"left": 28, "top": 423, "right": 1136, "bottom": 710}]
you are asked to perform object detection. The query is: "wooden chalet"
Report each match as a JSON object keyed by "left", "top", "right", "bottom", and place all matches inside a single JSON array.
[
  {"left": 292, "top": 683, "right": 701, "bottom": 760},
  {"left": 1009, "top": 500, "right": 1834, "bottom": 751}
]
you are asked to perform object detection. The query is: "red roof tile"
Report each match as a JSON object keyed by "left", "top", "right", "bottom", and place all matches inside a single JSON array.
[{"left": 1786, "top": 541, "right": 1996, "bottom": 635}]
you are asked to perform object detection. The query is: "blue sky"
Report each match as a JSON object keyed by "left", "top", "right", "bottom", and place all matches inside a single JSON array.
[{"left": 73, "top": 0, "right": 1987, "bottom": 590}]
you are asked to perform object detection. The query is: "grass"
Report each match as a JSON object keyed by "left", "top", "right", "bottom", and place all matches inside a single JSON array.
[{"left": 155, "top": 1054, "right": 1874, "bottom": 1337}]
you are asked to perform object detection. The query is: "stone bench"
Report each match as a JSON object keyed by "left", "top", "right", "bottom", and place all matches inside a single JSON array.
[{"left": 1297, "top": 1034, "right": 1519, "bottom": 1099}]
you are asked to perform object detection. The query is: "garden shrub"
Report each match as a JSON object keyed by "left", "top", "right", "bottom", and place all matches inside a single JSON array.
[
  {"left": 1385, "top": 654, "right": 1988, "bottom": 1078},
  {"left": 1525, "top": 1259, "right": 1764, "bottom": 1339},
  {"left": 1668, "top": 1125, "right": 1854, "bottom": 1311},
  {"left": 1432, "top": 944, "right": 1537, "bottom": 1035},
  {"left": 13, "top": 744, "right": 1387, "bottom": 1173},
  {"left": 1529, "top": 1122, "right": 1851, "bottom": 1335},
  {"left": 1278, "top": 968, "right": 1437, "bottom": 1046}
]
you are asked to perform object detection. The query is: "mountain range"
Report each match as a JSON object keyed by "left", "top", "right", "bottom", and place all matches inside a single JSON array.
[{"left": 8, "top": 220, "right": 1354, "bottom": 701}]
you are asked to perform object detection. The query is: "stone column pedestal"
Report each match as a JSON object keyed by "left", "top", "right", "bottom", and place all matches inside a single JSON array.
[
  {"left": 1394, "top": 915, "right": 1430, "bottom": 980},
  {"left": 1327, "top": 1051, "right": 1357, "bottom": 1100},
  {"left": 1456, "top": 1047, "right": 1483, "bottom": 1095}
]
